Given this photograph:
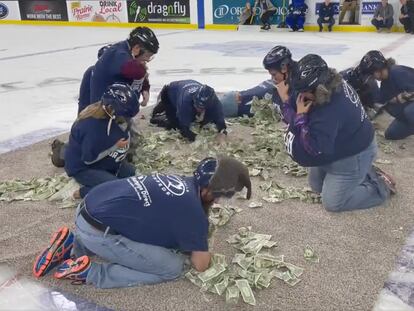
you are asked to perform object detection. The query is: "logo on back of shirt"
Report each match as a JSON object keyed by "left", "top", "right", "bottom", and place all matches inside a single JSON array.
[
  {"left": 284, "top": 131, "right": 295, "bottom": 156},
  {"left": 127, "top": 176, "right": 152, "bottom": 207},
  {"left": 153, "top": 174, "right": 189, "bottom": 196},
  {"left": 342, "top": 80, "right": 368, "bottom": 122}
]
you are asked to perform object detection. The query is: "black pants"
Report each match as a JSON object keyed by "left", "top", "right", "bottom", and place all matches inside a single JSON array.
[
  {"left": 317, "top": 17, "right": 335, "bottom": 28},
  {"left": 400, "top": 17, "right": 413, "bottom": 32},
  {"left": 261, "top": 9, "right": 276, "bottom": 26}
]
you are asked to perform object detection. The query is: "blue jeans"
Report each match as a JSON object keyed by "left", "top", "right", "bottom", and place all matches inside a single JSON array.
[
  {"left": 308, "top": 140, "right": 389, "bottom": 212},
  {"left": 372, "top": 18, "right": 394, "bottom": 29},
  {"left": 385, "top": 102, "right": 414, "bottom": 140},
  {"left": 72, "top": 206, "right": 186, "bottom": 288},
  {"left": 73, "top": 162, "right": 136, "bottom": 198}
]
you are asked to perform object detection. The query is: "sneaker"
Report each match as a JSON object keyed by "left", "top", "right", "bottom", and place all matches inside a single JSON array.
[
  {"left": 51, "top": 139, "right": 65, "bottom": 168},
  {"left": 328, "top": 26, "right": 332, "bottom": 32},
  {"left": 33, "top": 227, "right": 74, "bottom": 278},
  {"left": 298, "top": 28, "right": 304, "bottom": 32},
  {"left": 373, "top": 165, "right": 397, "bottom": 195},
  {"left": 319, "top": 26, "right": 323, "bottom": 32},
  {"left": 289, "top": 28, "right": 295, "bottom": 32},
  {"left": 54, "top": 256, "right": 91, "bottom": 284}
]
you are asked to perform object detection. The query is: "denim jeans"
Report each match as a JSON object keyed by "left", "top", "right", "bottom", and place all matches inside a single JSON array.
[
  {"left": 384, "top": 102, "right": 414, "bottom": 140},
  {"left": 72, "top": 205, "right": 186, "bottom": 288},
  {"left": 308, "top": 140, "right": 389, "bottom": 212},
  {"left": 73, "top": 161, "right": 136, "bottom": 198},
  {"left": 372, "top": 18, "right": 394, "bottom": 29}
]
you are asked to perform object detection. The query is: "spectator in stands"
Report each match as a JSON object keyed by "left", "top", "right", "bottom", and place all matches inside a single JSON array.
[
  {"left": 286, "top": 0, "right": 308, "bottom": 31},
  {"left": 255, "top": 0, "right": 277, "bottom": 30},
  {"left": 371, "top": 0, "right": 394, "bottom": 32},
  {"left": 318, "top": 0, "right": 335, "bottom": 31},
  {"left": 339, "top": 0, "right": 358, "bottom": 24},
  {"left": 399, "top": 0, "right": 414, "bottom": 33},
  {"left": 239, "top": 1, "right": 253, "bottom": 25}
]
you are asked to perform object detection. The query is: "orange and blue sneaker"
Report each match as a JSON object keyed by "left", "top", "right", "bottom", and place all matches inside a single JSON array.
[
  {"left": 33, "top": 227, "right": 74, "bottom": 278},
  {"left": 54, "top": 255, "right": 91, "bottom": 284}
]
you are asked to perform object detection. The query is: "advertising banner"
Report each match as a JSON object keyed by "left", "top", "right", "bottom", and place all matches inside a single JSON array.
[
  {"left": 67, "top": 0, "right": 127, "bottom": 23},
  {"left": 19, "top": 0, "right": 68, "bottom": 21},
  {"left": 127, "top": 0, "right": 190, "bottom": 24},
  {"left": 0, "top": 1, "right": 20, "bottom": 20},
  {"left": 360, "top": 1, "right": 381, "bottom": 24},
  {"left": 212, "top": 0, "right": 287, "bottom": 25}
]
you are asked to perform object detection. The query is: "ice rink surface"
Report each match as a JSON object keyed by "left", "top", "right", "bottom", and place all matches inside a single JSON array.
[{"left": 1, "top": 25, "right": 414, "bottom": 153}]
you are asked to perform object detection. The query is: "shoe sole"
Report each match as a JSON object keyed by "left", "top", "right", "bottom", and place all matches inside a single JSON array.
[
  {"left": 54, "top": 256, "right": 90, "bottom": 280},
  {"left": 33, "top": 227, "right": 73, "bottom": 278}
]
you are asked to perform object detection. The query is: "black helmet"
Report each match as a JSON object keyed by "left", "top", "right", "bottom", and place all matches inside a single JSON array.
[
  {"left": 128, "top": 27, "right": 159, "bottom": 54},
  {"left": 359, "top": 50, "right": 387, "bottom": 75},
  {"left": 97, "top": 44, "right": 112, "bottom": 59},
  {"left": 291, "top": 54, "right": 329, "bottom": 93},
  {"left": 194, "top": 85, "right": 215, "bottom": 109},
  {"left": 263, "top": 46, "right": 292, "bottom": 71}
]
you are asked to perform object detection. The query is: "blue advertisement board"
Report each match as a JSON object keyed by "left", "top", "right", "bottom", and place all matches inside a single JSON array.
[
  {"left": 361, "top": 1, "right": 381, "bottom": 14},
  {"left": 212, "top": 0, "right": 287, "bottom": 25}
]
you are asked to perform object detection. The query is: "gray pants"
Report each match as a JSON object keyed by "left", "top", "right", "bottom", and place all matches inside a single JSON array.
[
  {"left": 308, "top": 140, "right": 389, "bottom": 212},
  {"left": 72, "top": 206, "right": 186, "bottom": 288}
]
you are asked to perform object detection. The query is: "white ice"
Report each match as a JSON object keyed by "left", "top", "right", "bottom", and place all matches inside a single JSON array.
[{"left": 0, "top": 25, "right": 413, "bottom": 153}]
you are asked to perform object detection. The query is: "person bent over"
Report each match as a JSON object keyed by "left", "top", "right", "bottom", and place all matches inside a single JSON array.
[
  {"left": 150, "top": 80, "right": 227, "bottom": 143},
  {"left": 255, "top": 0, "right": 277, "bottom": 30},
  {"left": 283, "top": 54, "right": 394, "bottom": 212},
  {"left": 33, "top": 156, "right": 252, "bottom": 288},
  {"left": 64, "top": 83, "right": 139, "bottom": 199},
  {"left": 360, "top": 50, "right": 414, "bottom": 140}
]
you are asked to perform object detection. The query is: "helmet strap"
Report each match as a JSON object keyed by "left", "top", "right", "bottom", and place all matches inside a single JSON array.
[{"left": 103, "top": 105, "right": 116, "bottom": 136}]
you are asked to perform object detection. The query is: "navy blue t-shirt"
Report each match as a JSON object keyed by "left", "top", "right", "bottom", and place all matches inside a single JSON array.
[
  {"left": 90, "top": 40, "right": 149, "bottom": 104},
  {"left": 78, "top": 65, "right": 94, "bottom": 114},
  {"left": 64, "top": 118, "right": 130, "bottom": 176},
  {"left": 380, "top": 65, "right": 414, "bottom": 118},
  {"left": 84, "top": 175, "right": 209, "bottom": 252},
  {"left": 284, "top": 80, "right": 374, "bottom": 167},
  {"left": 167, "top": 80, "right": 226, "bottom": 131}
]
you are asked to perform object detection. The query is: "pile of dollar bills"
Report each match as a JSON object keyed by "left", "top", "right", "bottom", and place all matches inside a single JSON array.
[{"left": 186, "top": 227, "right": 305, "bottom": 306}]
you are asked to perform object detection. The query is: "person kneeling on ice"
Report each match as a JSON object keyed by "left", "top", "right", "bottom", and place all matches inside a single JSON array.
[
  {"left": 284, "top": 54, "right": 394, "bottom": 212},
  {"left": 359, "top": 50, "right": 414, "bottom": 140},
  {"left": 50, "top": 44, "right": 112, "bottom": 168},
  {"left": 286, "top": 0, "right": 308, "bottom": 32},
  {"left": 219, "top": 46, "right": 297, "bottom": 118},
  {"left": 33, "top": 156, "right": 252, "bottom": 288},
  {"left": 64, "top": 83, "right": 139, "bottom": 199},
  {"left": 150, "top": 80, "right": 227, "bottom": 143}
]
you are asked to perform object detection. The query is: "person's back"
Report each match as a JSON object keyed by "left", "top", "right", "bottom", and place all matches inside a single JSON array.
[
  {"left": 78, "top": 66, "right": 94, "bottom": 114},
  {"left": 287, "top": 73, "right": 374, "bottom": 167},
  {"left": 90, "top": 41, "right": 132, "bottom": 103},
  {"left": 84, "top": 175, "right": 209, "bottom": 250}
]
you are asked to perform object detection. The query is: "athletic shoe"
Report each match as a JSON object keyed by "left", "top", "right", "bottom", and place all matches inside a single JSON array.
[
  {"left": 51, "top": 139, "right": 65, "bottom": 168},
  {"left": 319, "top": 26, "right": 323, "bottom": 32},
  {"left": 54, "top": 256, "right": 91, "bottom": 284},
  {"left": 328, "top": 26, "right": 332, "bottom": 32},
  {"left": 298, "top": 28, "right": 304, "bottom": 32},
  {"left": 33, "top": 227, "right": 74, "bottom": 278},
  {"left": 374, "top": 165, "right": 397, "bottom": 195}
]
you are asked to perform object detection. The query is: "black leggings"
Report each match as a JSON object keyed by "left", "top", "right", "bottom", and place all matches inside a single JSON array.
[{"left": 261, "top": 9, "right": 276, "bottom": 26}]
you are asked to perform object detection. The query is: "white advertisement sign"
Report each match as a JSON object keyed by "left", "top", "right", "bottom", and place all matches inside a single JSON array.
[
  {"left": 0, "top": 1, "right": 20, "bottom": 21},
  {"left": 67, "top": 0, "right": 128, "bottom": 23}
]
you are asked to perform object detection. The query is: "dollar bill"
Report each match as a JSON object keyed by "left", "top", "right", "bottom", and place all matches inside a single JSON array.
[
  {"left": 304, "top": 245, "right": 319, "bottom": 263},
  {"left": 225, "top": 286, "right": 240, "bottom": 304},
  {"left": 236, "top": 279, "right": 256, "bottom": 306},
  {"left": 197, "top": 264, "right": 226, "bottom": 283}
]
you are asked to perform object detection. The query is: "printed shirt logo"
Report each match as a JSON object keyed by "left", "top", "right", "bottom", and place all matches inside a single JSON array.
[
  {"left": 153, "top": 174, "right": 189, "bottom": 197},
  {"left": 342, "top": 80, "right": 368, "bottom": 121},
  {"left": 284, "top": 131, "right": 295, "bottom": 156},
  {"left": 127, "top": 176, "right": 152, "bottom": 207},
  {"left": 0, "top": 2, "right": 9, "bottom": 19}
]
